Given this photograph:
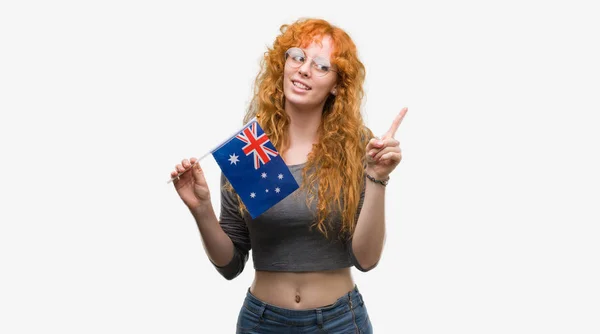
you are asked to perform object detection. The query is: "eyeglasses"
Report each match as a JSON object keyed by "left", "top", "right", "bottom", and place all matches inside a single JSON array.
[{"left": 285, "top": 47, "right": 337, "bottom": 77}]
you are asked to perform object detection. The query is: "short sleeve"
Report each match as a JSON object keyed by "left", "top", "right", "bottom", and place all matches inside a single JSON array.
[{"left": 212, "top": 173, "right": 252, "bottom": 280}]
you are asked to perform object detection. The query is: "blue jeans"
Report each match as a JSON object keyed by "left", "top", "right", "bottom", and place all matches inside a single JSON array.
[{"left": 236, "top": 285, "right": 373, "bottom": 333}]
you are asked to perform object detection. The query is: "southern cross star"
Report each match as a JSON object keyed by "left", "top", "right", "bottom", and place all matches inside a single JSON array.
[{"left": 228, "top": 153, "right": 239, "bottom": 165}]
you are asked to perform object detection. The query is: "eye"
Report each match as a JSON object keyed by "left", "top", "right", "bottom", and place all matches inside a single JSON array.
[
  {"left": 314, "top": 63, "right": 330, "bottom": 72},
  {"left": 286, "top": 48, "right": 306, "bottom": 62},
  {"left": 292, "top": 55, "right": 306, "bottom": 63}
]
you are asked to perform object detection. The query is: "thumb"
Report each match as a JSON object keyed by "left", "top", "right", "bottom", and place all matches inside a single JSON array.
[{"left": 192, "top": 162, "right": 207, "bottom": 185}]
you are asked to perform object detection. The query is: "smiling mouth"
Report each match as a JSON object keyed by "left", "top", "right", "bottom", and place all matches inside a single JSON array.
[{"left": 292, "top": 80, "right": 311, "bottom": 90}]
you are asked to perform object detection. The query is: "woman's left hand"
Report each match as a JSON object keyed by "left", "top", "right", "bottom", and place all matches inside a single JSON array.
[{"left": 365, "top": 107, "right": 408, "bottom": 180}]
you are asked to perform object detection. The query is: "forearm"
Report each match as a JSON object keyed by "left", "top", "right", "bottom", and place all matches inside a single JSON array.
[
  {"left": 352, "top": 179, "right": 386, "bottom": 270},
  {"left": 190, "top": 204, "right": 235, "bottom": 267}
]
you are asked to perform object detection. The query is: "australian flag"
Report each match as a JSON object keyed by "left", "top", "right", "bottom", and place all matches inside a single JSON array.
[{"left": 212, "top": 118, "right": 299, "bottom": 219}]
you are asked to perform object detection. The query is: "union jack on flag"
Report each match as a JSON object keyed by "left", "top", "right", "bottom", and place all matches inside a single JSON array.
[
  {"left": 211, "top": 118, "right": 299, "bottom": 219},
  {"left": 236, "top": 122, "right": 279, "bottom": 169}
]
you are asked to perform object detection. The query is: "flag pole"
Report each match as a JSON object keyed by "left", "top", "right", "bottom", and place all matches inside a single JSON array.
[{"left": 167, "top": 117, "right": 257, "bottom": 184}]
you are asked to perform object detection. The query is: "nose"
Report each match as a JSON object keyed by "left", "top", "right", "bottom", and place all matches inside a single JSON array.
[{"left": 298, "top": 61, "right": 312, "bottom": 78}]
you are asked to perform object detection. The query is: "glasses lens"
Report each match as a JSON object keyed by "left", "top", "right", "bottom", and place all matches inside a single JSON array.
[
  {"left": 285, "top": 48, "right": 305, "bottom": 68},
  {"left": 312, "top": 59, "right": 332, "bottom": 77}
]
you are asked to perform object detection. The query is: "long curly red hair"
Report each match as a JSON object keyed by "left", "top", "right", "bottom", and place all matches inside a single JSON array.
[{"left": 230, "top": 18, "right": 372, "bottom": 238}]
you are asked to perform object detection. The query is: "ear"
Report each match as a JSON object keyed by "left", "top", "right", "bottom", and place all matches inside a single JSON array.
[{"left": 330, "top": 86, "right": 337, "bottom": 96}]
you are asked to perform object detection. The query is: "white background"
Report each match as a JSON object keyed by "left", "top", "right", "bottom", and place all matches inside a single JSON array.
[{"left": 1, "top": 0, "right": 599, "bottom": 333}]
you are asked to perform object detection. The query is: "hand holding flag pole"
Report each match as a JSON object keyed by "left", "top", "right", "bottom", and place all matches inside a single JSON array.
[
  {"left": 167, "top": 117, "right": 258, "bottom": 184},
  {"left": 168, "top": 117, "right": 299, "bottom": 219}
]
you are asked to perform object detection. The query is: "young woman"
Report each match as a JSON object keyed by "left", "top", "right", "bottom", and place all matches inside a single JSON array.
[{"left": 171, "top": 18, "right": 407, "bottom": 333}]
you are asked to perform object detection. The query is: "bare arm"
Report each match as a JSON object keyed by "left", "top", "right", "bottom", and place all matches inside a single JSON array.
[
  {"left": 350, "top": 108, "right": 407, "bottom": 271},
  {"left": 172, "top": 158, "right": 250, "bottom": 279},
  {"left": 190, "top": 204, "right": 235, "bottom": 267},
  {"left": 351, "top": 176, "right": 386, "bottom": 271}
]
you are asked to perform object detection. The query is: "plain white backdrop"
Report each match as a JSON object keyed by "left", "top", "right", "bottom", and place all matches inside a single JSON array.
[{"left": 1, "top": 0, "right": 599, "bottom": 333}]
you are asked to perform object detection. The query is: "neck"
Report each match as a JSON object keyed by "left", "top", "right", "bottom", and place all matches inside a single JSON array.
[{"left": 284, "top": 104, "right": 323, "bottom": 145}]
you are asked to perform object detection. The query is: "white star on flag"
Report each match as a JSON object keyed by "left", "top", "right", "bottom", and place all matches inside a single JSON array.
[
  {"left": 265, "top": 189, "right": 269, "bottom": 193},
  {"left": 250, "top": 192, "right": 256, "bottom": 198},
  {"left": 278, "top": 173, "right": 283, "bottom": 180},
  {"left": 228, "top": 153, "right": 239, "bottom": 165},
  {"left": 275, "top": 187, "right": 280, "bottom": 193},
  {"left": 261, "top": 172, "right": 267, "bottom": 178}
]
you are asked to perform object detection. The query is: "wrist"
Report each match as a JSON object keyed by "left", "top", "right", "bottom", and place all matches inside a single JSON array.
[
  {"left": 364, "top": 170, "right": 390, "bottom": 187},
  {"left": 189, "top": 201, "right": 214, "bottom": 220},
  {"left": 364, "top": 167, "right": 389, "bottom": 181}
]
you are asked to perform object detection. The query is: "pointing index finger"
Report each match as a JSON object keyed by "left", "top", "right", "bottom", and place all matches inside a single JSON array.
[{"left": 383, "top": 107, "right": 408, "bottom": 139}]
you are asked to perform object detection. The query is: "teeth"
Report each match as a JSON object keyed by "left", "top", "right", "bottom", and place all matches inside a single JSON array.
[{"left": 293, "top": 81, "right": 310, "bottom": 90}]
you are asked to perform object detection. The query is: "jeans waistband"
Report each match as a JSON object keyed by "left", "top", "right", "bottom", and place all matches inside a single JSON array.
[{"left": 243, "top": 285, "right": 364, "bottom": 327}]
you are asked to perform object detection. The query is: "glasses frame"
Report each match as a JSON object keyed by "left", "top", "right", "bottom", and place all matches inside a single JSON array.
[{"left": 284, "top": 47, "right": 338, "bottom": 77}]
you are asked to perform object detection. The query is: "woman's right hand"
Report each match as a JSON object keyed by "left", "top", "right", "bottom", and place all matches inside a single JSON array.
[{"left": 171, "top": 157, "right": 211, "bottom": 211}]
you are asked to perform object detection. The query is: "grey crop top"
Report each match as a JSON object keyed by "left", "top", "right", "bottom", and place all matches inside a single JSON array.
[{"left": 213, "top": 162, "right": 376, "bottom": 280}]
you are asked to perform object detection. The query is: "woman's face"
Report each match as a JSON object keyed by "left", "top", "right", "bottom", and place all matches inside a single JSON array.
[{"left": 283, "top": 35, "right": 338, "bottom": 111}]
